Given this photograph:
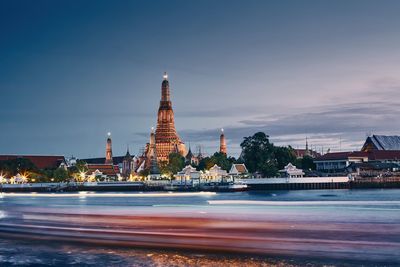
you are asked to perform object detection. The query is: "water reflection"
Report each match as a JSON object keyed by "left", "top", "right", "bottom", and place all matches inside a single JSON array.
[{"left": 0, "top": 190, "right": 399, "bottom": 266}]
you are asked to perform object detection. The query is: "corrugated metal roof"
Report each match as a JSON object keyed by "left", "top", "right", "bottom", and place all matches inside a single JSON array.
[{"left": 369, "top": 135, "right": 400, "bottom": 150}]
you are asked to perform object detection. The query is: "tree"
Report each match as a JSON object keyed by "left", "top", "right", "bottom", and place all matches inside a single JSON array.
[
  {"left": 240, "top": 132, "right": 278, "bottom": 177},
  {"left": 53, "top": 168, "right": 70, "bottom": 182},
  {"left": 197, "top": 157, "right": 214, "bottom": 171},
  {"left": 274, "top": 146, "right": 297, "bottom": 170},
  {"left": 295, "top": 155, "right": 316, "bottom": 171},
  {"left": 158, "top": 160, "right": 170, "bottom": 177},
  {"left": 258, "top": 160, "right": 279, "bottom": 178},
  {"left": 69, "top": 160, "right": 88, "bottom": 174},
  {"left": 166, "top": 153, "right": 185, "bottom": 176},
  {"left": 0, "top": 158, "right": 37, "bottom": 176},
  {"left": 139, "top": 169, "right": 150, "bottom": 177},
  {"left": 211, "top": 152, "right": 235, "bottom": 171}
]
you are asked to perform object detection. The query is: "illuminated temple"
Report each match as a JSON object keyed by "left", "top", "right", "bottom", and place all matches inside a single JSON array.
[{"left": 153, "top": 72, "right": 186, "bottom": 162}]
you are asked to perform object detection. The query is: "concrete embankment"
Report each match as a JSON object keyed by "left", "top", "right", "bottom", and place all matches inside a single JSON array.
[
  {"left": 237, "top": 177, "right": 350, "bottom": 190},
  {"left": 2, "top": 177, "right": 400, "bottom": 193},
  {"left": 350, "top": 178, "right": 400, "bottom": 189}
]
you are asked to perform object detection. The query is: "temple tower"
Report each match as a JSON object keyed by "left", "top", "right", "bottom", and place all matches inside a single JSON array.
[
  {"left": 105, "top": 132, "right": 113, "bottom": 164},
  {"left": 148, "top": 127, "right": 160, "bottom": 175},
  {"left": 122, "top": 146, "right": 132, "bottom": 178},
  {"left": 220, "top": 128, "right": 227, "bottom": 155},
  {"left": 305, "top": 137, "right": 309, "bottom": 156},
  {"left": 155, "top": 72, "right": 186, "bottom": 162}
]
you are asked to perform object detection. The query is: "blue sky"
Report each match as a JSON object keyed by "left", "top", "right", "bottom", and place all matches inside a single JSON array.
[{"left": 1, "top": 0, "right": 400, "bottom": 158}]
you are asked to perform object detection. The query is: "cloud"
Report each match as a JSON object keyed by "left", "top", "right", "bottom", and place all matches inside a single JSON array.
[{"left": 180, "top": 100, "right": 400, "bottom": 155}]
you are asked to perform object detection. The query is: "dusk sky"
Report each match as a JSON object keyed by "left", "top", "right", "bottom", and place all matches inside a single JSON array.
[{"left": 2, "top": 0, "right": 400, "bottom": 158}]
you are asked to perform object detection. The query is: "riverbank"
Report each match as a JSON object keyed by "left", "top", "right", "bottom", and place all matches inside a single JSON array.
[{"left": 1, "top": 179, "right": 400, "bottom": 193}]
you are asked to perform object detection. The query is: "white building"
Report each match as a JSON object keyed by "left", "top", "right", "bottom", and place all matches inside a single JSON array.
[
  {"left": 175, "top": 165, "right": 201, "bottom": 186},
  {"left": 279, "top": 163, "right": 304, "bottom": 178},
  {"left": 174, "top": 164, "right": 230, "bottom": 185},
  {"left": 202, "top": 164, "right": 228, "bottom": 183},
  {"left": 314, "top": 152, "right": 368, "bottom": 172}
]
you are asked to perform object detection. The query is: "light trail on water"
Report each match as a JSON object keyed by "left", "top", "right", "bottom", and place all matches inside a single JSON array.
[{"left": 0, "top": 190, "right": 399, "bottom": 266}]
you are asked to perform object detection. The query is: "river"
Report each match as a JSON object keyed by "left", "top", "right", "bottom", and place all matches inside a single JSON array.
[{"left": 0, "top": 189, "right": 399, "bottom": 266}]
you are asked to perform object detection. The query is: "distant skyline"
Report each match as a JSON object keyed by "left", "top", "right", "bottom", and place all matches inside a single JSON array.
[{"left": 2, "top": 0, "right": 400, "bottom": 158}]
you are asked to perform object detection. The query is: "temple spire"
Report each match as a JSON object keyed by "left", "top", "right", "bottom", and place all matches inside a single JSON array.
[
  {"left": 105, "top": 132, "right": 113, "bottom": 164},
  {"left": 220, "top": 128, "right": 227, "bottom": 155},
  {"left": 161, "top": 72, "right": 170, "bottom": 101}
]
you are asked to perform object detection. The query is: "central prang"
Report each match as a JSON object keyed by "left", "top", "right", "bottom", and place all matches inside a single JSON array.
[{"left": 153, "top": 72, "right": 186, "bottom": 163}]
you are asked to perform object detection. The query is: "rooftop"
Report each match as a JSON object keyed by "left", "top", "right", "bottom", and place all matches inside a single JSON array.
[
  {"left": 0, "top": 155, "right": 65, "bottom": 169},
  {"left": 362, "top": 135, "right": 400, "bottom": 151},
  {"left": 315, "top": 150, "right": 400, "bottom": 161}
]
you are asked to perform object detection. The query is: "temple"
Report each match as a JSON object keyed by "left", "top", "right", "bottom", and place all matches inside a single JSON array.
[{"left": 154, "top": 72, "right": 186, "bottom": 162}]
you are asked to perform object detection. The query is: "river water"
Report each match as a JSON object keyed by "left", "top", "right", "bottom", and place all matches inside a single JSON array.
[{"left": 0, "top": 189, "right": 399, "bottom": 266}]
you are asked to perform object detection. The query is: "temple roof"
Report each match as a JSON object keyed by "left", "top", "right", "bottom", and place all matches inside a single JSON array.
[
  {"left": 124, "top": 149, "right": 131, "bottom": 160},
  {"left": 86, "top": 164, "right": 118, "bottom": 176},
  {"left": 185, "top": 147, "right": 193, "bottom": 160},
  {"left": 232, "top": 164, "right": 248, "bottom": 173}
]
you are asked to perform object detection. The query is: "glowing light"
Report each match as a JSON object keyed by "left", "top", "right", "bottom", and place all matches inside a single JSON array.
[
  {"left": 107, "top": 132, "right": 111, "bottom": 137},
  {"left": 163, "top": 72, "right": 168, "bottom": 80},
  {"left": 221, "top": 128, "right": 224, "bottom": 133}
]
